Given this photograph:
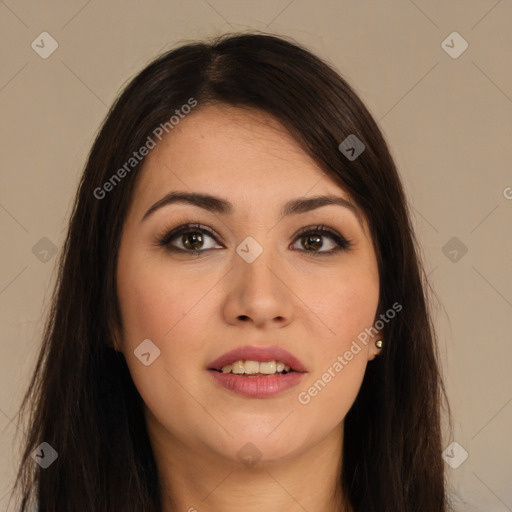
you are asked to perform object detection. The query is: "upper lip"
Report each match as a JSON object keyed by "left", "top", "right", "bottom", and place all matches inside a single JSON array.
[{"left": 207, "top": 345, "right": 308, "bottom": 372}]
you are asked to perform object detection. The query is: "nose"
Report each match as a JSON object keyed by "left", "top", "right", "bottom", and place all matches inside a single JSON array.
[{"left": 222, "top": 248, "right": 294, "bottom": 329}]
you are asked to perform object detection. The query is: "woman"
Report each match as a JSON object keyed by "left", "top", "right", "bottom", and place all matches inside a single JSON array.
[{"left": 11, "top": 32, "right": 453, "bottom": 511}]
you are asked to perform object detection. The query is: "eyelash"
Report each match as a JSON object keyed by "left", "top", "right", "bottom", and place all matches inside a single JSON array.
[{"left": 156, "top": 222, "right": 352, "bottom": 258}]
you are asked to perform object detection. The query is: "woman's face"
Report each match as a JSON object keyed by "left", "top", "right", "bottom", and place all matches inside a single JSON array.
[{"left": 116, "top": 104, "right": 381, "bottom": 467}]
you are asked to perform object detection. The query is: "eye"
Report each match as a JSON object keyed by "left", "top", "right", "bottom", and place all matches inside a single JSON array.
[
  {"left": 290, "top": 225, "right": 351, "bottom": 257},
  {"left": 157, "top": 223, "right": 351, "bottom": 257},
  {"left": 157, "top": 223, "right": 223, "bottom": 254}
]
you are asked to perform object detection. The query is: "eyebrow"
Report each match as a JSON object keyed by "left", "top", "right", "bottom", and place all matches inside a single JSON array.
[{"left": 141, "top": 191, "right": 363, "bottom": 226}]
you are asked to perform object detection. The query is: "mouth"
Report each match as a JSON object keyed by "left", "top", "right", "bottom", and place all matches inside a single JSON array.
[
  {"left": 207, "top": 344, "right": 308, "bottom": 374},
  {"left": 206, "top": 345, "right": 307, "bottom": 398}
]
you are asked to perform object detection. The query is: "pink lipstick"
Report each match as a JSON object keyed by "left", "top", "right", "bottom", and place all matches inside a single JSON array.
[{"left": 207, "top": 345, "right": 307, "bottom": 398}]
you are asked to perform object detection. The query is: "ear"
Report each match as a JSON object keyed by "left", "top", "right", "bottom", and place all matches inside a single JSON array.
[
  {"left": 111, "top": 338, "right": 123, "bottom": 352},
  {"left": 367, "top": 332, "right": 383, "bottom": 361},
  {"left": 109, "top": 323, "right": 124, "bottom": 352}
]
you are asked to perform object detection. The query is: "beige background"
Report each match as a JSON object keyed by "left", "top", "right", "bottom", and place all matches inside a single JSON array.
[{"left": 1, "top": 1, "right": 511, "bottom": 510}]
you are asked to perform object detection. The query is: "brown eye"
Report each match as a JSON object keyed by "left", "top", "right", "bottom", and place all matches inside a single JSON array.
[
  {"left": 301, "top": 233, "right": 324, "bottom": 251},
  {"left": 181, "top": 232, "right": 205, "bottom": 250},
  {"left": 158, "top": 223, "right": 223, "bottom": 253},
  {"left": 158, "top": 223, "right": 350, "bottom": 257},
  {"left": 291, "top": 225, "right": 351, "bottom": 256}
]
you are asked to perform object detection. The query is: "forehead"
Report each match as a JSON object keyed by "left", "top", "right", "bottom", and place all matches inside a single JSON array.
[
  {"left": 132, "top": 105, "right": 343, "bottom": 197},
  {"left": 143, "top": 105, "right": 323, "bottom": 188}
]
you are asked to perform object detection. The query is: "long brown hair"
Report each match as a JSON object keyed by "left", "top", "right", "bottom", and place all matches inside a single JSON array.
[{"left": 11, "top": 32, "right": 453, "bottom": 511}]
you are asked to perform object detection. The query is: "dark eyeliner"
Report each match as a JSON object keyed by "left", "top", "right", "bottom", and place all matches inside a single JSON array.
[
  {"left": 293, "top": 224, "right": 352, "bottom": 256},
  {"left": 156, "top": 223, "right": 222, "bottom": 251},
  {"left": 157, "top": 223, "right": 351, "bottom": 255}
]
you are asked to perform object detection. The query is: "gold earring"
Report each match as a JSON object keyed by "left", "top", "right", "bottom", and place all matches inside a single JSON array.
[{"left": 376, "top": 340, "right": 383, "bottom": 349}]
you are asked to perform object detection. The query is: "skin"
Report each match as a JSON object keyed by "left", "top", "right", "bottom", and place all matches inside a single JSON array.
[{"left": 115, "top": 104, "right": 382, "bottom": 512}]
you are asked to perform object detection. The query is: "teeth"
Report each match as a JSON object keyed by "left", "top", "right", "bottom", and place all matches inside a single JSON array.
[
  {"left": 231, "top": 361, "right": 244, "bottom": 374},
  {"left": 219, "top": 360, "right": 292, "bottom": 375},
  {"left": 259, "top": 361, "right": 276, "bottom": 374},
  {"left": 244, "top": 360, "right": 260, "bottom": 374}
]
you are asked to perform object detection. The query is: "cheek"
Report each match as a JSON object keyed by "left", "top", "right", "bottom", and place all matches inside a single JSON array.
[
  {"left": 117, "top": 252, "right": 199, "bottom": 343},
  {"left": 295, "top": 351, "right": 366, "bottom": 447},
  {"left": 314, "top": 270, "right": 379, "bottom": 343},
  {"left": 294, "top": 268, "right": 378, "bottom": 422},
  {"left": 116, "top": 255, "right": 209, "bottom": 437},
  {"left": 116, "top": 250, "right": 214, "bottom": 397}
]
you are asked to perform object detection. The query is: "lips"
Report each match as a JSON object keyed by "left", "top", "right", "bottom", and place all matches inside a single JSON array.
[{"left": 207, "top": 345, "right": 308, "bottom": 373}]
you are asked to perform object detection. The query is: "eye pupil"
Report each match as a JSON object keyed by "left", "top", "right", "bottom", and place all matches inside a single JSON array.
[
  {"left": 303, "top": 234, "right": 322, "bottom": 251},
  {"left": 183, "top": 232, "right": 203, "bottom": 250}
]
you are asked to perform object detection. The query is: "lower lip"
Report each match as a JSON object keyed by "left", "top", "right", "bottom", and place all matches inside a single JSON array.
[{"left": 208, "top": 370, "right": 306, "bottom": 398}]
